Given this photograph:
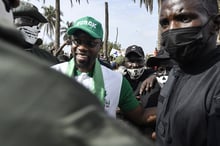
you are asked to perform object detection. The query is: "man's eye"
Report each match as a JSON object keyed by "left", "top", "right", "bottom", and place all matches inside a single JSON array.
[
  {"left": 73, "top": 39, "right": 80, "bottom": 45},
  {"left": 158, "top": 67, "right": 165, "bottom": 72},
  {"left": 86, "top": 41, "right": 96, "bottom": 47},
  {"left": 72, "top": 39, "right": 99, "bottom": 48},
  {"left": 177, "top": 16, "right": 191, "bottom": 23},
  {"left": 160, "top": 19, "right": 169, "bottom": 29}
]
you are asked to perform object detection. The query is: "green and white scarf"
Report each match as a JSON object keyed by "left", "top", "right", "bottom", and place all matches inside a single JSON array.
[{"left": 66, "top": 58, "right": 106, "bottom": 105}]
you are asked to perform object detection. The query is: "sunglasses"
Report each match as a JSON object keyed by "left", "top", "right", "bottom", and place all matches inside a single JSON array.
[{"left": 72, "top": 39, "right": 100, "bottom": 48}]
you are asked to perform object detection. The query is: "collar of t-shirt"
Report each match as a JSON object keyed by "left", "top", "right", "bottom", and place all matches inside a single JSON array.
[{"left": 66, "top": 58, "right": 106, "bottom": 105}]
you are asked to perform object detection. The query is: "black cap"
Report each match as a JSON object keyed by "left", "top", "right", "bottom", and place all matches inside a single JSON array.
[
  {"left": 125, "top": 45, "right": 145, "bottom": 58},
  {"left": 147, "top": 49, "right": 171, "bottom": 67},
  {"left": 13, "top": 1, "right": 48, "bottom": 23}
]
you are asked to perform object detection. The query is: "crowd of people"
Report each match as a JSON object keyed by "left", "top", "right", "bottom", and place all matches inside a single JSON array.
[{"left": 1, "top": 0, "right": 220, "bottom": 146}]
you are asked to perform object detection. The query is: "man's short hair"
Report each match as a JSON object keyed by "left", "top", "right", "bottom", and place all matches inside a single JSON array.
[
  {"left": 201, "top": 0, "right": 218, "bottom": 16},
  {"left": 161, "top": 0, "right": 219, "bottom": 16}
]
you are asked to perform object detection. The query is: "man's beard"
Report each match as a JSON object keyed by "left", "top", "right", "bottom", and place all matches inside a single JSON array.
[
  {"left": 74, "top": 56, "right": 96, "bottom": 70},
  {"left": 75, "top": 56, "right": 90, "bottom": 69}
]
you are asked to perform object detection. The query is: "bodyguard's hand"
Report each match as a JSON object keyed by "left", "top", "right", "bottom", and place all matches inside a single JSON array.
[{"left": 139, "top": 74, "right": 157, "bottom": 95}]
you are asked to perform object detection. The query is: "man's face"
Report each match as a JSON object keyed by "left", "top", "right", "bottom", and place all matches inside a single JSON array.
[
  {"left": 124, "top": 53, "right": 145, "bottom": 80},
  {"left": 124, "top": 53, "right": 145, "bottom": 69},
  {"left": 159, "top": 0, "right": 209, "bottom": 33},
  {"left": 72, "top": 30, "right": 102, "bottom": 71}
]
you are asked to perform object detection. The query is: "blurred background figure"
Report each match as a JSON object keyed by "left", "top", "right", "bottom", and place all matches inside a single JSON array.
[
  {"left": 117, "top": 45, "right": 159, "bottom": 139},
  {"left": 55, "top": 40, "right": 72, "bottom": 62},
  {"left": 111, "top": 55, "right": 125, "bottom": 71},
  {"left": 147, "top": 49, "right": 175, "bottom": 88},
  {"left": 13, "top": 1, "right": 59, "bottom": 65},
  {"left": 123, "top": 45, "right": 157, "bottom": 102}
]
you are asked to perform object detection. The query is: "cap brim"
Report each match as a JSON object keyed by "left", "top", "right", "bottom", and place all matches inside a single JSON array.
[
  {"left": 125, "top": 51, "right": 143, "bottom": 57},
  {"left": 67, "top": 26, "right": 100, "bottom": 39},
  {"left": 34, "top": 13, "right": 48, "bottom": 23},
  {"left": 13, "top": 10, "right": 47, "bottom": 23}
]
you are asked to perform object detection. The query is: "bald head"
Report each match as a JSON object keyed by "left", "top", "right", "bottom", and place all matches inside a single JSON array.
[
  {"left": 200, "top": 0, "right": 218, "bottom": 16},
  {"left": 161, "top": 0, "right": 218, "bottom": 16}
]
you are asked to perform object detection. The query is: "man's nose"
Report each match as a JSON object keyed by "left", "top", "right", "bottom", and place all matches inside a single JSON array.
[
  {"left": 168, "top": 21, "right": 180, "bottom": 30},
  {"left": 169, "top": 21, "right": 175, "bottom": 30},
  {"left": 77, "top": 44, "right": 88, "bottom": 51}
]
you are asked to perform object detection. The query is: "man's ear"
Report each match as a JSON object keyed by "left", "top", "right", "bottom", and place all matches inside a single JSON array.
[{"left": 100, "top": 41, "right": 103, "bottom": 47}]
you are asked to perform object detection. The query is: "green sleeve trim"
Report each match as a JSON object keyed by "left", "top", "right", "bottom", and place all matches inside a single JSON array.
[{"left": 118, "top": 77, "right": 139, "bottom": 112}]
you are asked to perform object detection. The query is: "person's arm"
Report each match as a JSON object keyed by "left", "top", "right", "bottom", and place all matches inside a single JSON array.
[
  {"left": 119, "top": 77, "right": 156, "bottom": 126},
  {"left": 124, "top": 106, "right": 157, "bottom": 125},
  {"left": 55, "top": 39, "right": 71, "bottom": 57}
]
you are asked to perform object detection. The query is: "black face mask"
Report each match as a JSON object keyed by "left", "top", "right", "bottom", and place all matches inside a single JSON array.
[{"left": 161, "top": 26, "right": 205, "bottom": 64}]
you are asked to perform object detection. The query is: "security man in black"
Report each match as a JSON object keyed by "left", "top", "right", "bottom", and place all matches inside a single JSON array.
[{"left": 156, "top": 0, "right": 220, "bottom": 146}]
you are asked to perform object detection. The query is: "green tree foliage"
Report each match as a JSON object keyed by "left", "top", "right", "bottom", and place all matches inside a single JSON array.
[
  {"left": 40, "top": 5, "right": 63, "bottom": 40},
  {"left": 60, "top": 21, "right": 74, "bottom": 41}
]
